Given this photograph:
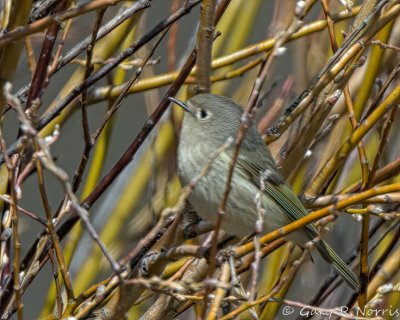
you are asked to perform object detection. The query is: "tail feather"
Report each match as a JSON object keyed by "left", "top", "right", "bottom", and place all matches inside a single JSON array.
[{"left": 316, "top": 240, "right": 360, "bottom": 292}]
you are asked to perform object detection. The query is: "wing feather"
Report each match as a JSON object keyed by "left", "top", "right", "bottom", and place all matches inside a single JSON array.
[{"left": 233, "top": 151, "right": 319, "bottom": 239}]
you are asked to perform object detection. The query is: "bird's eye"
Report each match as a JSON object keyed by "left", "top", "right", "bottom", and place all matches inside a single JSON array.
[{"left": 197, "top": 108, "right": 210, "bottom": 120}]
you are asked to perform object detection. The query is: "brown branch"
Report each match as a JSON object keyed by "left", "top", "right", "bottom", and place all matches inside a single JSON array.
[
  {"left": 1, "top": 87, "right": 121, "bottom": 317},
  {"left": 0, "top": 0, "right": 131, "bottom": 47},
  {"left": 0, "top": 195, "right": 46, "bottom": 225},
  {"left": 4, "top": 4, "right": 360, "bottom": 164},
  {"left": 195, "top": 0, "right": 216, "bottom": 93},
  {"left": 36, "top": 0, "right": 202, "bottom": 134},
  {"left": 167, "top": 0, "right": 182, "bottom": 70},
  {"left": 72, "top": 8, "right": 106, "bottom": 193},
  {"left": 48, "top": 250, "right": 63, "bottom": 318},
  {"left": 34, "top": 141, "right": 75, "bottom": 301},
  {"left": 2, "top": 3, "right": 235, "bottom": 314},
  {"left": 0, "top": 127, "right": 23, "bottom": 320},
  {"left": 25, "top": 0, "right": 69, "bottom": 111},
  {"left": 90, "top": 29, "right": 170, "bottom": 144}
]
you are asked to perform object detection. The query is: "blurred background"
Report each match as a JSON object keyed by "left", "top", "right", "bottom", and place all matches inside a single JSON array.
[{"left": 0, "top": 0, "right": 399, "bottom": 319}]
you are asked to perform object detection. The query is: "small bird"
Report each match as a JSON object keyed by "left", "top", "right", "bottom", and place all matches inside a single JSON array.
[{"left": 169, "top": 93, "right": 360, "bottom": 291}]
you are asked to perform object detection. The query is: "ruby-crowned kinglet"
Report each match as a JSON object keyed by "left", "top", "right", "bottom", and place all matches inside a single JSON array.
[{"left": 169, "top": 93, "right": 359, "bottom": 291}]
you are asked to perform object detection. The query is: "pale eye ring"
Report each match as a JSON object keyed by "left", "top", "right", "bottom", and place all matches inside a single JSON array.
[{"left": 196, "top": 108, "right": 211, "bottom": 120}]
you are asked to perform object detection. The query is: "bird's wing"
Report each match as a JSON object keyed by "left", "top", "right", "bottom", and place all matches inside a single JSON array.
[
  {"left": 229, "top": 149, "right": 319, "bottom": 239},
  {"left": 222, "top": 147, "right": 360, "bottom": 291}
]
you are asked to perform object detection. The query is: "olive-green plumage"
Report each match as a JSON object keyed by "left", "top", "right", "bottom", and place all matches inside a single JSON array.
[{"left": 172, "top": 93, "right": 360, "bottom": 291}]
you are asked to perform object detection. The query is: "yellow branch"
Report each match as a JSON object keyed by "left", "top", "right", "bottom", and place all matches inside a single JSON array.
[{"left": 235, "top": 183, "right": 400, "bottom": 257}]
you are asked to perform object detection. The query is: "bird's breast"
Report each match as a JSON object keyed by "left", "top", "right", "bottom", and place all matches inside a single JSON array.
[{"left": 177, "top": 140, "right": 297, "bottom": 238}]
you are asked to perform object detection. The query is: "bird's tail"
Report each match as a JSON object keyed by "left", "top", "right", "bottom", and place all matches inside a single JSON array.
[{"left": 316, "top": 240, "right": 360, "bottom": 292}]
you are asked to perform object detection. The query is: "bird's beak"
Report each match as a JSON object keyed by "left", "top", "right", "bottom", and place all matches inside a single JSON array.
[{"left": 168, "top": 97, "right": 192, "bottom": 113}]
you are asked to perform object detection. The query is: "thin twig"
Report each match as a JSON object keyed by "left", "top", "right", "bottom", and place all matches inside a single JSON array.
[
  {"left": 0, "top": 0, "right": 131, "bottom": 47},
  {"left": 265, "top": 1, "right": 395, "bottom": 143},
  {"left": 220, "top": 249, "right": 310, "bottom": 320},
  {"left": 48, "top": 250, "right": 63, "bottom": 319},
  {"left": 25, "top": 0, "right": 69, "bottom": 111},
  {"left": 34, "top": 141, "right": 76, "bottom": 302},
  {"left": 206, "top": 262, "right": 230, "bottom": 320},
  {"left": 4, "top": 6, "right": 360, "bottom": 164},
  {"left": 0, "top": 129, "right": 23, "bottom": 320},
  {"left": 36, "top": 0, "right": 202, "bottom": 132},
  {"left": 16, "top": 1, "right": 151, "bottom": 101},
  {"left": 72, "top": 8, "right": 106, "bottom": 193},
  {"left": 235, "top": 183, "right": 400, "bottom": 258},
  {"left": 90, "top": 28, "right": 170, "bottom": 143}
]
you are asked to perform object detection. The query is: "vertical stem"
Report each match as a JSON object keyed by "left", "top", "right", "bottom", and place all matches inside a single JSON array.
[
  {"left": 206, "top": 262, "right": 230, "bottom": 320},
  {"left": 359, "top": 214, "right": 369, "bottom": 307},
  {"left": 0, "top": 132, "right": 23, "bottom": 319},
  {"left": 10, "top": 157, "right": 22, "bottom": 320},
  {"left": 26, "top": 0, "right": 69, "bottom": 111},
  {"left": 35, "top": 145, "right": 75, "bottom": 302},
  {"left": 48, "top": 250, "right": 63, "bottom": 318},
  {"left": 195, "top": 0, "right": 216, "bottom": 93},
  {"left": 72, "top": 8, "right": 106, "bottom": 192}
]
